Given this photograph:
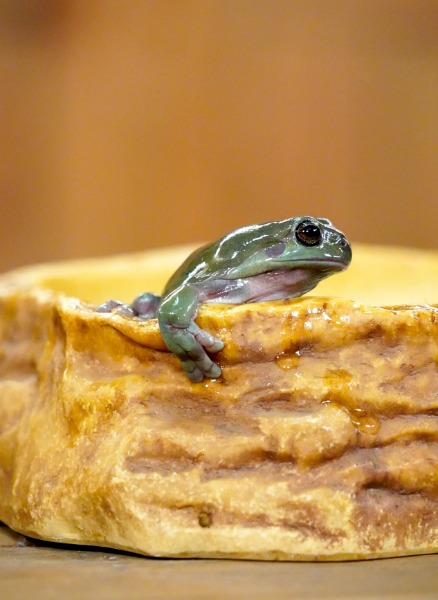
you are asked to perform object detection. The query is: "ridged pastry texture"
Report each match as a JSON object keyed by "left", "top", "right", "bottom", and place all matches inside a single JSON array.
[{"left": 0, "top": 251, "right": 437, "bottom": 560}]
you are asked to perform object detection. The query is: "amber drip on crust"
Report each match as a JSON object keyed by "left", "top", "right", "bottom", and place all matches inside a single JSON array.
[{"left": 322, "top": 368, "right": 381, "bottom": 435}]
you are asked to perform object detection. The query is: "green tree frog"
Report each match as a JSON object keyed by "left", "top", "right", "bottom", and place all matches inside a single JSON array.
[{"left": 98, "top": 217, "right": 351, "bottom": 382}]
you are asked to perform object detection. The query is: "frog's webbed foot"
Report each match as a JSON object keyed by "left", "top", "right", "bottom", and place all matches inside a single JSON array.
[
  {"left": 160, "top": 320, "right": 224, "bottom": 382},
  {"left": 96, "top": 293, "right": 161, "bottom": 319}
]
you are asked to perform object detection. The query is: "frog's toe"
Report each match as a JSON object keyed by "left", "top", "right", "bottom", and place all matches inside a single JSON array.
[
  {"left": 181, "top": 356, "right": 221, "bottom": 381},
  {"left": 115, "top": 304, "right": 136, "bottom": 318},
  {"left": 193, "top": 352, "right": 222, "bottom": 380},
  {"left": 207, "top": 338, "right": 224, "bottom": 353},
  {"left": 204, "top": 362, "right": 221, "bottom": 379},
  {"left": 96, "top": 300, "right": 124, "bottom": 313},
  {"left": 177, "top": 331, "right": 205, "bottom": 358},
  {"left": 195, "top": 332, "right": 224, "bottom": 354},
  {"left": 190, "top": 324, "right": 224, "bottom": 354},
  {"left": 96, "top": 300, "right": 136, "bottom": 318},
  {"left": 181, "top": 360, "right": 204, "bottom": 383}
]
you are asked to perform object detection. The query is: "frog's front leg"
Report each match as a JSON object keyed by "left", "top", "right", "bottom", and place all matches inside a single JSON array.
[{"left": 158, "top": 286, "right": 224, "bottom": 382}]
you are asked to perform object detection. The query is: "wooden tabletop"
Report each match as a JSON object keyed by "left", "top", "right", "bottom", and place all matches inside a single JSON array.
[{"left": 1, "top": 523, "right": 437, "bottom": 600}]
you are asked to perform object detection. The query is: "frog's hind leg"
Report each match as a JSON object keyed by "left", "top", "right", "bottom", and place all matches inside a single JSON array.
[
  {"left": 96, "top": 293, "right": 161, "bottom": 319},
  {"left": 131, "top": 292, "right": 161, "bottom": 319}
]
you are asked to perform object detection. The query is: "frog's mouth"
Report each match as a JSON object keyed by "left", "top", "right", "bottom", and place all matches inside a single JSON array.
[{"left": 276, "top": 257, "right": 350, "bottom": 272}]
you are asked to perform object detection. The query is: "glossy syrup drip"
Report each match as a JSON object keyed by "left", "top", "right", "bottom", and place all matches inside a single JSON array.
[
  {"left": 322, "top": 369, "right": 381, "bottom": 435},
  {"left": 276, "top": 353, "right": 301, "bottom": 371}
]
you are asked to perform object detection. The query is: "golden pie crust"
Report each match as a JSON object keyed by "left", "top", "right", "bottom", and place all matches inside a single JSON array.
[{"left": 0, "top": 244, "right": 437, "bottom": 560}]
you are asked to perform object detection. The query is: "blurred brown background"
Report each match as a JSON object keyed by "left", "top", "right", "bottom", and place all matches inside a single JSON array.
[{"left": 0, "top": 0, "right": 437, "bottom": 273}]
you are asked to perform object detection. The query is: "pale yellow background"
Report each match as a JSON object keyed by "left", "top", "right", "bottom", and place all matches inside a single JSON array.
[{"left": 1, "top": 1, "right": 437, "bottom": 272}]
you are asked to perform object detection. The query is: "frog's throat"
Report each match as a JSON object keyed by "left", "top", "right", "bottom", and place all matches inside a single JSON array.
[{"left": 197, "top": 267, "right": 333, "bottom": 305}]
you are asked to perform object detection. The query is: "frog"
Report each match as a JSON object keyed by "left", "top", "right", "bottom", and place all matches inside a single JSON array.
[{"left": 98, "top": 217, "right": 352, "bottom": 382}]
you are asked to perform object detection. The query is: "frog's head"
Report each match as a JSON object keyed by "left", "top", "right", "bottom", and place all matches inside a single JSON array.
[{"left": 221, "top": 216, "right": 352, "bottom": 285}]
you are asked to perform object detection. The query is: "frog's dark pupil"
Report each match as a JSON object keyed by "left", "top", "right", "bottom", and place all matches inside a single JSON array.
[
  {"left": 266, "top": 241, "right": 286, "bottom": 258},
  {"left": 295, "top": 222, "right": 322, "bottom": 246}
]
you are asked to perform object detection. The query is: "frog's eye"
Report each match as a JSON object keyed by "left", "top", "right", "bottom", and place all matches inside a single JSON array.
[
  {"left": 265, "top": 241, "right": 286, "bottom": 258},
  {"left": 295, "top": 222, "right": 322, "bottom": 247}
]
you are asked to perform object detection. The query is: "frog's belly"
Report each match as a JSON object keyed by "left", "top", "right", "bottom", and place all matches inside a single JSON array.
[{"left": 198, "top": 269, "right": 323, "bottom": 304}]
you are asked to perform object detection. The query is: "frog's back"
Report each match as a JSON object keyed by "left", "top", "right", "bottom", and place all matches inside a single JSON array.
[
  {"left": 161, "top": 244, "right": 213, "bottom": 295},
  {"left": 162, "top": 219, "right": 294, "bottom": 295}
]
